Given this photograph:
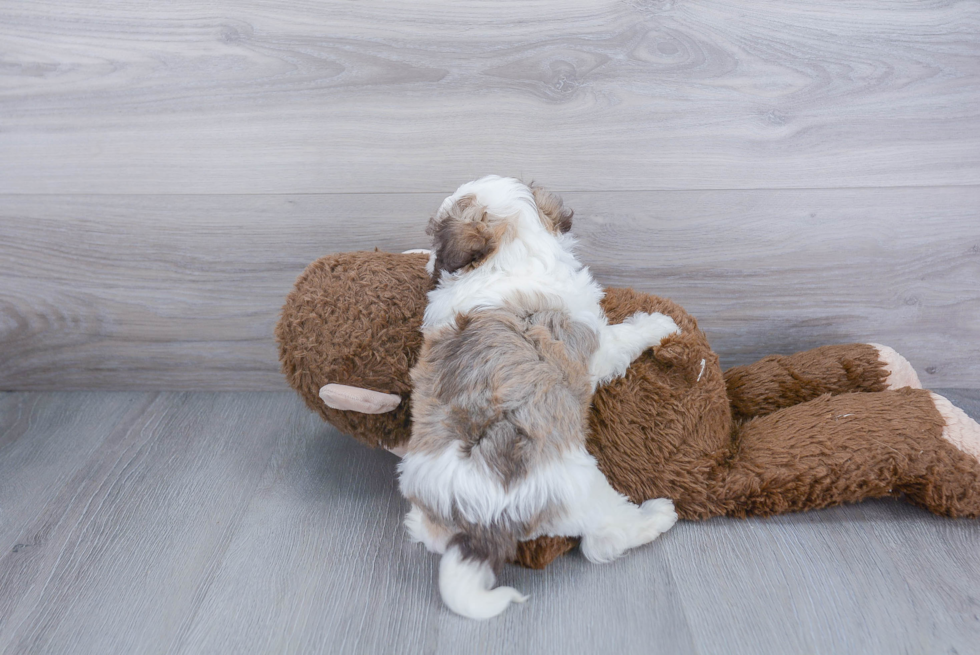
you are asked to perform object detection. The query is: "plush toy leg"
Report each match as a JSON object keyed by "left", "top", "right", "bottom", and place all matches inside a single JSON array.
[
  {"left": 715, "top": 388, "right": 980, "bottom": 518},
  {"left": 724, "top": 343, "right": 920, "bottom": 422}
]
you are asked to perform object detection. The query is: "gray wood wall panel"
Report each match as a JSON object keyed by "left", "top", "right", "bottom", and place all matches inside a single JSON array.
[
  {"left": 2, "top": 188, "right": 978, "bottom": 390},
  {"left": 1, "top": 0, "right": 978, "bottom": 193},
  {"left": 0, "top": 390, "right": 978, "bottom": 654}
]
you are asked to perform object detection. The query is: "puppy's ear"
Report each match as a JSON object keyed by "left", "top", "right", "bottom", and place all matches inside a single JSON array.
[
  {"left": 429, "top": 215, "right": 494, "bottom": 275},
  {"left": 532, "top": 185, "right": 573, "bottom": 234}
]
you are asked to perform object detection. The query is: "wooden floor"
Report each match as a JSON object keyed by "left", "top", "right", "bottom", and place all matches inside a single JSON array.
[{"left": 0, "top": 389, "right": 978, "bottom": 655}]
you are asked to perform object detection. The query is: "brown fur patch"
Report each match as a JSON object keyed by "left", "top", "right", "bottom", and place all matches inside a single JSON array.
[
  {"left": 724, "top": 343, "right": 889, "bottom": 422},
  {"left": 714, "top": 388, "right": 979, "bottom": 518},
  {"left": 428, "top": 217, "right": 494, "bottom": 276},
  {"left": 448, "top": 520, "right": 522, "bottom": 575},
  {"left": 514, "top": 535, "right": 579, "bottom": 569},
  {"left": 425, "top": 193, "right": 518, "bottom": 277},
  {"left": 409, "top": 307, "right": 597, "bottom": 488},
  {"left": 531, "top": 185, "right": 573, "bottom": 234}
]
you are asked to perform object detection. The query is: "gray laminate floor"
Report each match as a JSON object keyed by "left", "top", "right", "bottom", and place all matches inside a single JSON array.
[{"left": 1, "top": 390, "right": 978, "bottom": 655}]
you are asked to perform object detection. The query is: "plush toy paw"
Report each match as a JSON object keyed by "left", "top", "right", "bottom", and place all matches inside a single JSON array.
[
  {"left": 931, "top": 392, "right": 980, "bottom": 462},
  {"left": 869, "top": 343, "right": 923, "bottom": 390}
]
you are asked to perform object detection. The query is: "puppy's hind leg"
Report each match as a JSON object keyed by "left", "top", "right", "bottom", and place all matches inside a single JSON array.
[
  {"left": 405, "top": 504, "right": 453, "bottom": 554},
  {"left": 545, "top": 449, "right": 678, "bottom": 564},
  {"left": 590, "top": 312, "right": 680, "bottom": 386}
]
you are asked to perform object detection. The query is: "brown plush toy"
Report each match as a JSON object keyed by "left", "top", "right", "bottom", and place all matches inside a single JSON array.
[{"left": 276, "top": 250, "right": 980, "bottom": 569}]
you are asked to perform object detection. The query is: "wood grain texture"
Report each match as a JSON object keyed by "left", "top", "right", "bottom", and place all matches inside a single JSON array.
[
  {"left": 0, "top": 393, "right": 150, "bottom": 550},
  {"left": 0, "top": 392, "right": 300, "bottom": 654},
  {"left": 0, "top": 390, "right": 977, "bottom": 654},
  {"left": 1, "top": 0, "right": 978, "bottom": 193},
  {"left": 2, "top": 188, "right": 978, "bottom": 390}
]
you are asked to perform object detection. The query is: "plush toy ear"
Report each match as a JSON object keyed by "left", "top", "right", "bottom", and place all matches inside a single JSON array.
[
  {"left": 319, "top": 384, "right": 401, "bottom": 414},
  {"left": 427, "top": 213, "right": 495, "bottom": 275},
  {"left": 532, "top": 185, "right": 573, "bottom": 234}
]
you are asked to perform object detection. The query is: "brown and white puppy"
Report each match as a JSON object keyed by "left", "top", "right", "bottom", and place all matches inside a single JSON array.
[{"left": 398, "top": 176, "right": 679, "bottom": 619}]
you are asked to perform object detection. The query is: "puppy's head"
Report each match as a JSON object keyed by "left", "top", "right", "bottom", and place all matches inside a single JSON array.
[
  {"left": 426, "top": 192, "right": 497, "bottom": 276},
  {"left": 427, "top": 176, "right": 573, "bottom": 277}
]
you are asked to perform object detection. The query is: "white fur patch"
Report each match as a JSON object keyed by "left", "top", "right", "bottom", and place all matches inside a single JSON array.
[
  {"left": 401, "top": 440, "right": 679, "bottom": 565},
  {"left": 536, "top": 459, "right": 678, "bottom": 564},
  {"left": 404, "top": 504, "right": 451, "bottom": 554},
  {"left": 439, "top": 545, "right": 527, "bottom": 620},
  {"left": 590, "top": 312, "right": 679, "bottom": 387},
  {"left": 399, "top": 443, "right": 601, "bottom": 527},
  {"left": 423, "top": 177, "right": 605, "bottom": 332}
]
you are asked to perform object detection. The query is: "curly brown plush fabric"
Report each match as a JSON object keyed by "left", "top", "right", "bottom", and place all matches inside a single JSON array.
[
  {"left": 277, "top": 251, "right": 980, "bottom": 570},
  {"left": 724, "top": 344, "right": 890, "bottom": 422},
  {"left": 276, "top": 251, "right": 431, "bottom": 449}
]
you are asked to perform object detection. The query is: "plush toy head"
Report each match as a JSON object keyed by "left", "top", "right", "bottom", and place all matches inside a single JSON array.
[{"left": 276, "top": 251, "right": 432, "bottom": 450}]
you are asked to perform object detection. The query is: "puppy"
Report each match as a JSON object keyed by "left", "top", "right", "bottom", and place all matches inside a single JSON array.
[{"left": 398, "top": 176, "right": 680, "bottom": 620}]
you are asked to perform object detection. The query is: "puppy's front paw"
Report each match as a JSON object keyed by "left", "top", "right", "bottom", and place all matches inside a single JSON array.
[{"left": 625, "top": 312, "right": 681, "bottom": 348}]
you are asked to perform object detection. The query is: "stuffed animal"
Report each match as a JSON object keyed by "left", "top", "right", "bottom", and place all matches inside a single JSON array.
[{"left": 276, "top": 249, "right": 980, "bottom": 569}]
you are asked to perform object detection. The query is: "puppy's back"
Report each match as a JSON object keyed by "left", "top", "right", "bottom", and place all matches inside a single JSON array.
[{"left": 410, "top": 308, "right": 597, "bottom": 486}]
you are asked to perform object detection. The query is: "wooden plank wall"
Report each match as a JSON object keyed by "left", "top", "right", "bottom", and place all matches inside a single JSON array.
[{"left": 1, "top": 0, "right": 978, "bottom": 389}]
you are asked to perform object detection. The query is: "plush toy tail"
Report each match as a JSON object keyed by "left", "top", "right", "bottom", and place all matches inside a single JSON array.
[{"left": 439, "top": 531, "right": 527, "bottom": 620}]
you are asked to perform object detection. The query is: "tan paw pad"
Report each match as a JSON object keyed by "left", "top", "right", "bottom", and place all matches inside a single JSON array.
[
  {"left": 869, "top": 343, "right": 922, "bottom": 390},
  {"left": 931, "top": 392, "right": 980, "bottom": 462}
]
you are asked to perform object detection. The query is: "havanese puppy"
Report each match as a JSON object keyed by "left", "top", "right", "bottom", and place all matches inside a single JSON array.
[{"left": 398, "top": 176, "right": 680, "bottom": 620}]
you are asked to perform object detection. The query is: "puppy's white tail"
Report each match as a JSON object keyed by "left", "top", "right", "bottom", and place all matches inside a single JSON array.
[{"left": 439, "top": 544, "right": 527, "bottom": 620}]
